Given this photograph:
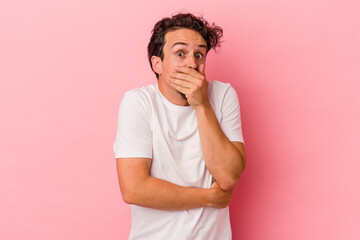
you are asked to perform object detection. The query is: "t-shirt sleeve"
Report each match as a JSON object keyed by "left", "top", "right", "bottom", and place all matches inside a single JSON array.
[
  {"left": 113, "top": 91, "right": 152, "bottom": 159},
  {"left": 220, "top": 85, "right": 245, "bottom": 144}
]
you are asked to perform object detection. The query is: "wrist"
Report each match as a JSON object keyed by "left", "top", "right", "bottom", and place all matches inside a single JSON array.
[
  {"left": 206, "top": 187, "right": 216, "bottom": 207},
  {"left": 194, "top": 100, "right": 212, "bottom": 113}
]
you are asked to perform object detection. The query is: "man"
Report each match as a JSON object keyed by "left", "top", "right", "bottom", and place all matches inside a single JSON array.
[{"left": 113, "top": 13, "right": 246, "bottom": 240}]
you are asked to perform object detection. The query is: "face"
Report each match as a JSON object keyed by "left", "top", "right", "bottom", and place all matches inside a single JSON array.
[{"left": 152, "top": 28, "right": 207, "bottom": 101}]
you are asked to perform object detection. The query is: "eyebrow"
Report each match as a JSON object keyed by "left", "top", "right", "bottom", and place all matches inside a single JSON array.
[{"left": 171, "top": 42, "right": 207, "bottom": 50}]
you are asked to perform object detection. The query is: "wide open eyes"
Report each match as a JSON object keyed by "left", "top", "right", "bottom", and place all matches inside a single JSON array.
[
  {"left": 176, "top": 51, "right": 204, "bottom": 59},
  {"left": 177, "top": 51, "right": 184, "bottom": 57}
]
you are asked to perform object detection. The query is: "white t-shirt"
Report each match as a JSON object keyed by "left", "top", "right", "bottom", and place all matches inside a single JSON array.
[{"left": 113, "top": 80, "right": 244, "bottom": 240}]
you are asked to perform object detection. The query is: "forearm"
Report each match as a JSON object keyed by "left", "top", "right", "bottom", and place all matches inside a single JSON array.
[
  {"left": 195, "top": 102, "right": 244, "bottom": 190},
  {"left": 123, "top": 176, "right": 213, "bottom": 211}
]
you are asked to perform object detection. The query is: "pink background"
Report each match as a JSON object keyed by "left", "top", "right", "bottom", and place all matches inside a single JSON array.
[{"left": 1, "top": 0, "right": 359, "bottom": 239}]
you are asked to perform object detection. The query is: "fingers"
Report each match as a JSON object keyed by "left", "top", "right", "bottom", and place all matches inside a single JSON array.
[
  {"left": 198, "top": 64, "right": 205, "bottom": 75},
  {"left": 211, "top": 180, "right": 219, "bottom": 188},
  {"left": 170, "top": 68, "right": 205, "bottom": 89},
  {"left": 175, "top": 66, "right": 205, "bottom": 80},
  {"left": 170, "top": 81, "right": 189, "bottom": 94},
  {"left": 210, "top": 180, "right": 234, "bottom": 193},
  {"left": 169, "top": 72, "right": 200, "bottom": 95},
  {"left": 170, "top": 72, "right": 200, "bottom": 84},
  {"left": 210, "top": 182, "right": 234, "bottom": 208},
  {"left": 170, "top": 65, "right": 208, "bottom": 107}
]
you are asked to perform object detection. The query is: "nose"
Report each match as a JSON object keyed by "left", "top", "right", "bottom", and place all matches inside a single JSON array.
[{"left": 186, "top": 55, "right": 197, "bottom": 70}]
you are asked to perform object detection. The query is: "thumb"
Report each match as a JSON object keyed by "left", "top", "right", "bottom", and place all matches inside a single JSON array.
[
  {"left": 211, "top": 180, "right": 219, "bottom": 188},
  {"left": 198, "top": 64, "right": 205, "bottom": 75}
]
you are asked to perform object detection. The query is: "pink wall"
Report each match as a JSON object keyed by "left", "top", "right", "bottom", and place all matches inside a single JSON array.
[{"left": 1, "top": 0, "right": 359, "bottom": 239}]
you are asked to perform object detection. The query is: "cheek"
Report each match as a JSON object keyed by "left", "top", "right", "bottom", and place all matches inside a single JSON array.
[
  {"left": 169, "top": 52, "right": 185, "bottom": 62},
  {"left": 161, "top": 65, "right": 174, "bottom": 79},
  {"left": 165, "top": 58, "right": 179, "bottom": 71},
  {"left": 163, "top": 54, "right": 184, "bottom": 76}
]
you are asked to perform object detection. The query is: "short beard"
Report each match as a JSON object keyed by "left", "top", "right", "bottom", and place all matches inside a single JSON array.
[{"left": 179, "top": 92, "right": 187, "bottom": 100}]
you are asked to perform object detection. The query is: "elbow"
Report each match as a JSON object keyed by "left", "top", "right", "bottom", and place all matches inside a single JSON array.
[
  {"left": 120, "top": 185, "right": 141, "bottom": 205},
  {"left": 119, "top": 176, "right": 150, "bottom": 205},
  {"left": 121, "top": 190, "right": 134, "bottom": 204},
  {"left": 220, "top": 159, "right": 246, "bottom": 191},
  {"left": 218, "top": 176, "right": 239, "bottom": 191},
  {"left": 217, "top": 159, "right": 246, "bottom": 191}
]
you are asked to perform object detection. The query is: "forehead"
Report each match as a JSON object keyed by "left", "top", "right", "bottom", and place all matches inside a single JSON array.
[{"left": 164, "top": 28, "right": 207, "bottom": 48}]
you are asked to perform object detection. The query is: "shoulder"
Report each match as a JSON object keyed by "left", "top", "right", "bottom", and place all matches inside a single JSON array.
[
  {"left": 209, "top": 80, "right": 232, "bottom": 89},
  {"left": 208, "top": 80, "right": 238, "bottom": 104},
  {"left": 118, "top": 83, "right": 157, "bottom": 119},
  {"left": 209, "top": 80, "right": 235, "bottom": 95},
  {"left": 121, "top": 84, "right": 156, "bottom": 107},
  {"left": 123, "top": 83, "right": 156, "bottom": 101}
]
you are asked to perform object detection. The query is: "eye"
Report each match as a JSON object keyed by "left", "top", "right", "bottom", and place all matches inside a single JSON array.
[
  {"left": 177, "top": 51, "right": 184, "bottom": 57},
  {"left": 195, "top": 53, "right": 203, "bottom": 59}
]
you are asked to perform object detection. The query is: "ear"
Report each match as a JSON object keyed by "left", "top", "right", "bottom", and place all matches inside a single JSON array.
[{"left": 151, "top": 56, "right": 162, "bottom": 75}]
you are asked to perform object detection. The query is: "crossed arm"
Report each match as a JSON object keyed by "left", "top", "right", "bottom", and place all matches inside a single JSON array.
[
  {"left": 116, "top": 66, "right": 246, "bottom": 210},
  {"left": 116, "top": 105, "right": 246, "bottom": 211},
  {"left": 116, "top": 157, "right": 234, "bottom": 210},
  {"left": 195, "top": 104, "right": 246, "bottom": 191},
  {"left": 116, "top": 140, "right": 245, "bottom": 211},
  {"left": 169, "top": 65, "right": 247, "bottom": 190}
]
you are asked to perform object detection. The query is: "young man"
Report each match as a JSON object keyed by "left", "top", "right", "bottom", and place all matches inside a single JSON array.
[{"left": 114, "top": 13, "right": 246, "bottom": 240}]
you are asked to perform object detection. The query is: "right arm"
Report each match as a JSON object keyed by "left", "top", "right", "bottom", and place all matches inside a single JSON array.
[{"left": 116, "top": 157, "right": 233, "bottom": 211}]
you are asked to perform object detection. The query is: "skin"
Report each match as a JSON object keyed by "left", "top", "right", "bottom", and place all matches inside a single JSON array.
[{"left": 116, "top": 28, "right": 247, "bottom": 210}]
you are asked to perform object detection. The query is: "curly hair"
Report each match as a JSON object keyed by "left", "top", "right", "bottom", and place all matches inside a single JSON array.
[{"left": 147, "top": 12, "right": 223, "bottom": 79}]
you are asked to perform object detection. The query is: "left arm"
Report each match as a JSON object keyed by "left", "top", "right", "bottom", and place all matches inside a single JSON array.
[
  {"left": 170, "top": 65, "right": 246, "bottom": 190},
  {"left": 196, "top": 103, "right": 246, "bottom": 190}
]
